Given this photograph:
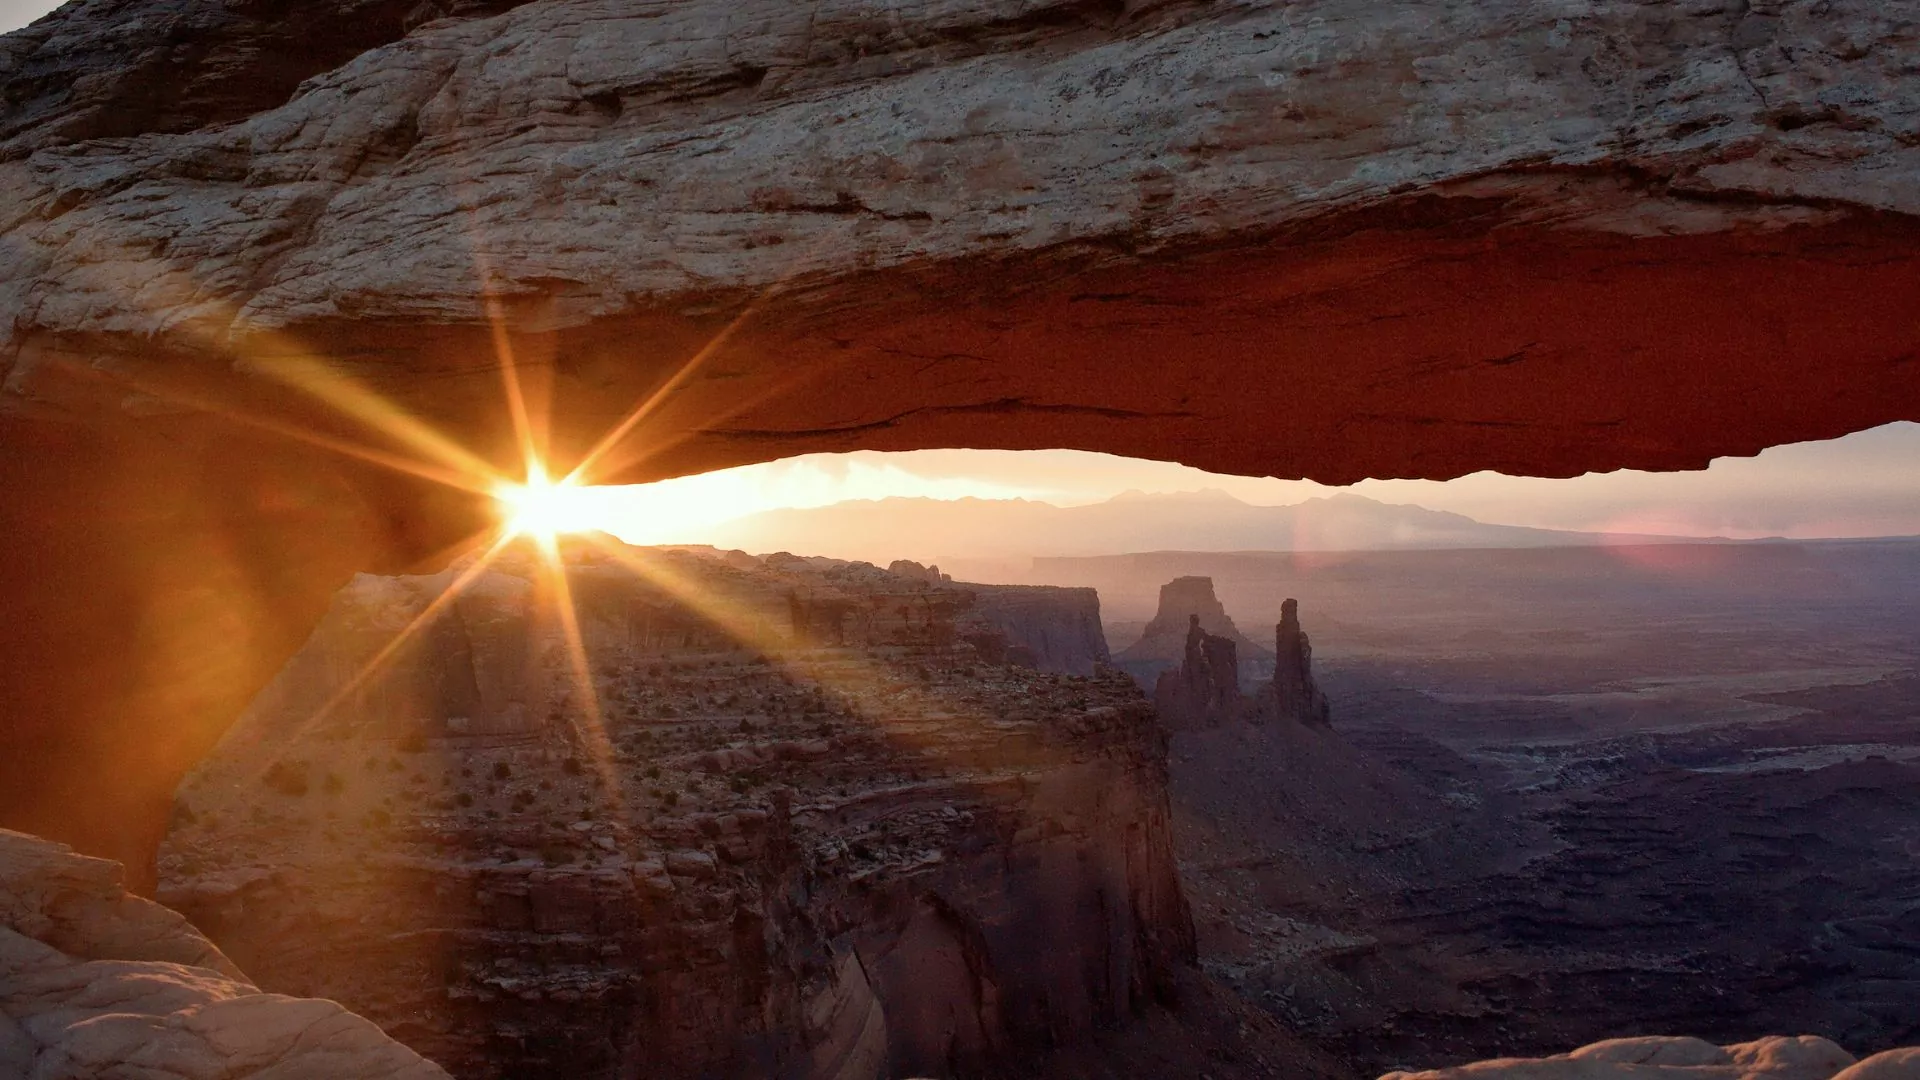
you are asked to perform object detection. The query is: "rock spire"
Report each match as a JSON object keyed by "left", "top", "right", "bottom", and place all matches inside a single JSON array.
[
  {"left": 1153, "top": 615, "right": 1244, "bottom": 730},
  {"left": 1272, "top": 598, "right": 1332, "bottom": 727}
]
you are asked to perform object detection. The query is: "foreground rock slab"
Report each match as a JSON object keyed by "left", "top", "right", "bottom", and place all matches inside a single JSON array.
[
  {"left": 1380, "top": 1036, "right": 1920, "bottom": 1080},
  {"left": 0, "top": 827, "right": 448, "bottom": 1079}
]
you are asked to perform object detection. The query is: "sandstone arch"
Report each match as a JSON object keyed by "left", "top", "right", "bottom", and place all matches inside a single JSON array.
[{"left": 1, "top": 0, "right": 1917, "bottom": 879}]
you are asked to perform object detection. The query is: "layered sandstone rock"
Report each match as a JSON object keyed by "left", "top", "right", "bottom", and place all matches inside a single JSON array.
[
  {"left": 0, "top": 827, "right": 447, "bottom": 1079},
  {"left": 1378, "top": 1035, "right": 1920, "bottom": 1080},
  {"left": 964, "top": 582, "right": 1111, "bottom": 676},
  {"left": 157, "top": 542, "right": 1196, "bottom": 1078}
]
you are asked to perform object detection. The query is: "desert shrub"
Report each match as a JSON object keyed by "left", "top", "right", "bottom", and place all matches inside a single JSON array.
[
  {"left": 365, "top": 807, "right": 391, "bottom": 828},
  {"left": 322, "top": 772, "right": 346, "bottom": 795},
  {"left": 562, "top": 756, "right": 583, "bottom": 776},
  {"left": 492, "top": 761, "right": 512, "bottom": 780},
  {"left": 455, "top": 792, "right": 473, "bottom": 808},
  {"left": 263, "top": 761, "right": 309, "bottom": 797},
  {"left": 396, "top": 729, "right": 427, "bottom": 753}
]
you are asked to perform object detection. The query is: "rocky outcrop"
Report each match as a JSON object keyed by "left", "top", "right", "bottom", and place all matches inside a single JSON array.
[
  {"left": 1270, "top": 599, "right": 1332, "bottom": 727},
  {"left": 157, "top": 543, "right": 1196, "bottom": 1078},
  {"left": 1154, "top": 615, "right": 1245, "bottom": 731},
  {"left": 962, "top": 582, "right": 1111, "bottom": 676},
  {"left": 6, "top": 0, "right": 1920, "bottom": 875},
  {"left": 886, "top": 560, "right": 948, "bottom": 586},
  {"left": 1143, "top": 586, "right": 1334, "bottom": 732},
  {"left": 1119, "top": 577, "right": 1271, "bottom": 689},
  {"left": 0, "top": 827, "right": 448, "bottom": 1079},
  {"left": 1378, "top": 1036, "right": 1920, "bottom": 1080}
]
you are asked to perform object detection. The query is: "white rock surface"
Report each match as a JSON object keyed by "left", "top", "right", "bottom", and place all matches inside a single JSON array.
[
  {"left": 1381, "top": 1035, "right": 1920, "bottom": 1080},
  {"left": 0, "top": 0, "right": 1916, "bottom": 337},
  {"left": 0, "top": 827, "right": 447, "bottom": 1079}
]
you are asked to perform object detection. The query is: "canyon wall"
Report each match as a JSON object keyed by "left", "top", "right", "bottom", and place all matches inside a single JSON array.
[
  {"left": 964, "top": 582, "right": 1112, "bottom": 676},
  {"left": 156, "top": 545, "right": 1196, "bottom": 1078}
]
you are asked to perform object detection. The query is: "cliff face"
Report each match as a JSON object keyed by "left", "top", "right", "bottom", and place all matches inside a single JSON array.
[
  {"left": 0, "top": 827, "right": 448, "bottom": 1079},
  {"left": 156, "top": 544, "right": 1194, "bottom": 1079},
  {"left": 963, "top": 582, "right": 1111, "bottom": 676}
]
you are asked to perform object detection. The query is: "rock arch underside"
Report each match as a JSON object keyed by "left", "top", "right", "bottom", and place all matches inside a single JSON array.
[{"left": 0, "top": 0, "right": 1917, "bottom": 894}]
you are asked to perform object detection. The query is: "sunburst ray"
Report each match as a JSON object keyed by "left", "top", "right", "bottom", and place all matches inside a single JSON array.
[{"left": 528, "top": 535, "right": 630, "bottom": 826}]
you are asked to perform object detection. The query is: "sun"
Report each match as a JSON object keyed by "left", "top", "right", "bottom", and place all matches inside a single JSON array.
[{"left": 494, "top": 464, "right": 604, "bottom": 543}]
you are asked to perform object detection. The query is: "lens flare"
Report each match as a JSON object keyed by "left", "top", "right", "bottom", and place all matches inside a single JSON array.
[{"left": 495, "top": 465, "right": 606, "bottom": 543}]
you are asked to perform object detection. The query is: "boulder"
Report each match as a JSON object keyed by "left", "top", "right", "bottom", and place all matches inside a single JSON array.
[{"left": 0, "top": 828, "right": 447, "bottom": 1079}]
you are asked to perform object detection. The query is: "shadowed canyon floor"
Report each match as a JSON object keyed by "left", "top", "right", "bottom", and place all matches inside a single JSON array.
[{"left": 1052, "top": 542, "right": 1920, "bottom": 1076}]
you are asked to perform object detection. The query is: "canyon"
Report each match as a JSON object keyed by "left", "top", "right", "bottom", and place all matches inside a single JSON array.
[
  {"left": 1071, "top": 542, "right": 1920, "bottom": 1076},
  {"left": 0, "top": 1, "right": 1918, "bottom": 1077},
  {"left": 148, "top": 541, "right": 1322, "bottom": 1079},
  {"left": 4, "top": 0, "right": 1920, "bottom": 873}
]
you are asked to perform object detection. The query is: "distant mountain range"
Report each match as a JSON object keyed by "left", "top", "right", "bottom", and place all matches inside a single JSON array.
[{"left": 698, "top": 490, "right": 1711, "bottom": 564}]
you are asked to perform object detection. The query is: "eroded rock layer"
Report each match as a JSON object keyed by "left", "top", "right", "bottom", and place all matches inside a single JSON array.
[{"left": 157, "top": 543, "right": 1195, "bottom": 1078}]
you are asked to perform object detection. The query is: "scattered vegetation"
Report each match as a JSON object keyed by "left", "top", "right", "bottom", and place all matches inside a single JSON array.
[{"left": 263, "top": 761, "right": 309, "bottom": 797}]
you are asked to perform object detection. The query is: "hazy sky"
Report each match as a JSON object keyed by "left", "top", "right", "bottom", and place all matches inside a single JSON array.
[
  {"left": 580, "top": 422, "right": 1920, "bottom": 546},
  {"left": 1, "top": 0, "right": 61, "bottom": 32}
]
